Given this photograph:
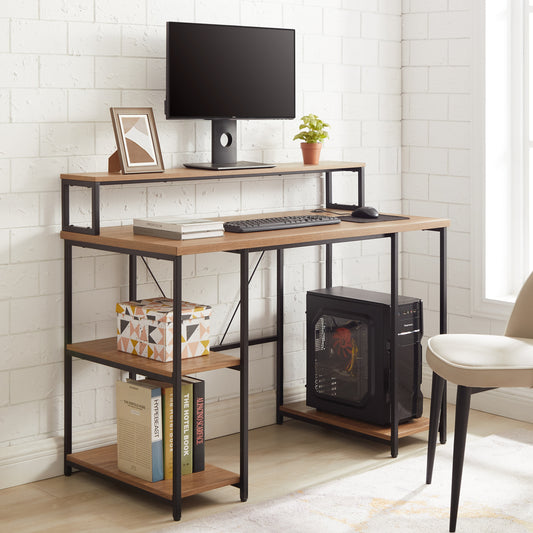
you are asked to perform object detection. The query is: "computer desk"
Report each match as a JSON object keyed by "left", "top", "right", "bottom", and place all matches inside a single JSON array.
[{"left": 60, "top": 162, "right": 450, "bottom": 520}]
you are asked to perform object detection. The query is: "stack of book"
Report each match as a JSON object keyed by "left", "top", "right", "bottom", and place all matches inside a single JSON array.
[
  {"left": 133, "top": 216, "right": 224, "bottom": 240},
  {"left": 116, "top": 376, "right": 205, "bottom": 482}
]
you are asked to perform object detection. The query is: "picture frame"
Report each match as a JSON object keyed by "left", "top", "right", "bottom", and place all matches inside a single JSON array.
[{"left": 110, "top": 107, "right": 164, "bottom": 174}]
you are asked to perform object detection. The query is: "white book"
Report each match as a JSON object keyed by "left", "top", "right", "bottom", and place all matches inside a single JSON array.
[
  {"left": 116, "top": 380, "right": 164, "bottom": 482},
  {"left": 133, "top": 215, "right": 223, "bottom": 233},
  {"left": 133, "top": 226, "right": 224, "bottom": 240}
]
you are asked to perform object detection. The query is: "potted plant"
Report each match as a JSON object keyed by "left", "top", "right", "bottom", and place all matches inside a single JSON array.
[{"left": 293, "top": 113, "right": 330, "bottom": 165}]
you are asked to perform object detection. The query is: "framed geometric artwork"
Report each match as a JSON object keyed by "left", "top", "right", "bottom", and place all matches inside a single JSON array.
[{"left": 109, "top": 107, "right": 165, "bottom": 174}]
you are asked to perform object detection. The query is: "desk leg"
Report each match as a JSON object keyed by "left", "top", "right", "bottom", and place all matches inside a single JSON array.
[
  {"left": 390, "top": 233, "right": 399, "bottom": 458},
  {"left": 325, "top": 243, "right": 333, "bottom": 288},
  {"left": 357, "top": 167, "right": 365, "bottom": 207},
  {"left": 439, "top": 227, "right": 448, "bottom": 444},
  {"left": 128, "top": 254, "right": 137, "bottom": 380},
  {"left": 128, "top": 255, "right": 137, "bottom": 300},
  {"left": 91, "top": 183, "right": 100, "bottom": 235},
  {"left": 276, "top": 249, "right": 284, "bottom": 424},
  {"left": 64, "top": 242, "right": 73, "bottom": 476},
  {"left": 325, "top": 171, "right": 333, "bottom": 206},
  {"left": 240, "top": 251, "right": 249, "bottom": 502},
  {"left": 172, "top": 257, "right": 182, "bottom": 522}
]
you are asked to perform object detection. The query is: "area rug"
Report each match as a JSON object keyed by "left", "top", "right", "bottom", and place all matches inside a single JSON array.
[{"left": 156, "top": 430, "right": 533, "bottom": 533}]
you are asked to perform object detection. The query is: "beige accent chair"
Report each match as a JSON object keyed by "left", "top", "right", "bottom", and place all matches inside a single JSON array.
[{"left": 426, "top": 271, "right": 533, "bottom": 532}]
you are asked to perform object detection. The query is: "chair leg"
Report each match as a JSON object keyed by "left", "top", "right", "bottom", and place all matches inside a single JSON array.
[
  {"left": 426, "top": 372, "right": 445, "bottom": 484},
  {"left": 449, "top": 385, "right": 472, "bottom": 533},
  {"left": 439, "top": 380, "right": 447, "bottom": 444}
]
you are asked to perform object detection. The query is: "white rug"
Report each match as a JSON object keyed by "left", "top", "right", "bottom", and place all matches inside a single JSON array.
[{"left": 156, "top": 430, "right": 533, "bottom": 532}]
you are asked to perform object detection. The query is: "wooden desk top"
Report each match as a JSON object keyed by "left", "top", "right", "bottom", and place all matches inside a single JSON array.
[
  {"left": 61, "top": 210, "right": 450, "bottom": 256},
  {"left": 60, "top": 161, "right": 365, "bottom": 184}
]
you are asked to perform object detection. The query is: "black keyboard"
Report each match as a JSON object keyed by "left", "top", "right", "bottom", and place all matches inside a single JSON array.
[{"left": 223, "top": 214, "right": 341, "bottom": 233}]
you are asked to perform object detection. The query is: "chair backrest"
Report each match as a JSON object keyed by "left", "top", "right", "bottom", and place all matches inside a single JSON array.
[{"left": 505, "top": 271, "right": 533, "bottom": 338}]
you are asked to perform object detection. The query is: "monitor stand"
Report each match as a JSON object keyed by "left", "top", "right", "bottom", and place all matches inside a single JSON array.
[{"left": 184, "top": 119, "right": 275, "bottom": 171}]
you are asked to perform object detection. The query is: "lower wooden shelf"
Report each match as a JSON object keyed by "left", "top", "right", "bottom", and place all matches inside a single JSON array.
[
  {"left": 67, "top": 337, "right": 239, "bottom": 379},
  {"left": 279, "top": 401, "right": 429, "bottom": 441},
  {"left": 66, "top": 444, "right": 240, "bottom": 500}
]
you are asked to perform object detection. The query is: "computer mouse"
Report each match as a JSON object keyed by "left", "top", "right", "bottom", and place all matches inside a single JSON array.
[{"left": 351, "top": 206, "right": 379, "bottom": 219}]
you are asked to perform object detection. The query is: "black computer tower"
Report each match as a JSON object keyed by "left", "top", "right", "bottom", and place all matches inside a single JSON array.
[{"left": 306, "top": 286, "right": 423, "bottom": 426}]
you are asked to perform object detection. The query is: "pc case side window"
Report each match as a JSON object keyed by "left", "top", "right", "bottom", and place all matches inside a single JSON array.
[{"left": 312, "top": 314, "right": 371, "bottom": 406}]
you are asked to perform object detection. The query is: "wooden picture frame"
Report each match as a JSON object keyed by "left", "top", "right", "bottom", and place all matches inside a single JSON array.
[{"left": 109, "top": 107, "right": 164, "bottom": 174}]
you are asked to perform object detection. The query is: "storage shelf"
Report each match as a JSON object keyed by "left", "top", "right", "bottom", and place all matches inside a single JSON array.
[
  {"left": 67, "top": 337, "right": 239, "bottom": 379},
  {"left": 61, "top": 161, "right": 366, "bottom": 185},
  {"left": 279, "top": 401, "right": 429, "bottom": 441},
  {"left": 67, "top": 445, "right": 240, "bottom": 500}
]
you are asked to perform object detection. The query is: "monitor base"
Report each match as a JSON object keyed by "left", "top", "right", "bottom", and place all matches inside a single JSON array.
[{"left": 184, "top": 161, "right": 276, "bottom": 171}]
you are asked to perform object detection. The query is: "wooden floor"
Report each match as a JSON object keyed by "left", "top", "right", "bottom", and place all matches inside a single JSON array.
[{"left": 1, "top": 401, "right": 531, "bottom": 533}]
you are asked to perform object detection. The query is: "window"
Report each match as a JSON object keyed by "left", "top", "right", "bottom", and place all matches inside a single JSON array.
[{"left": 477, "top": 0, "right": 529, "bottom": 311}]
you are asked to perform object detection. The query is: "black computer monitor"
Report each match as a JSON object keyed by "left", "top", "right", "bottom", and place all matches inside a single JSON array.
[{"left": 165, "top": 22, "right": 295, "bottom": 170}]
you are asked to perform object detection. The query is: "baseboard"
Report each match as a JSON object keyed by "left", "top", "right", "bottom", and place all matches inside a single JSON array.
[
  {"left": 205, "top": 389, "right": 277, "bottom": 439},
  {"left": 280, "top": 383, "right": 306, "bottom": 405},
  {"left": 422, "top": 367, "right": 533, "bottom": 424},
  {"left": 0, "top": 424, "right": 117, "bottom": 491},
  {"left": 0, "top": 390, "right": 278, "bottom": 491}
]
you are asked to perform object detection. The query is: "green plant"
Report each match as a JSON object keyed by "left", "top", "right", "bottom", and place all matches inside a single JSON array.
[{"left": 293, "top": 113, "right": 330, "bottom": 144}]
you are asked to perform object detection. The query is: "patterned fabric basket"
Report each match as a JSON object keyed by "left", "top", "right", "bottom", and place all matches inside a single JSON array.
[{"left": 116, "top": 297, "right": 211, "bottom": 361}]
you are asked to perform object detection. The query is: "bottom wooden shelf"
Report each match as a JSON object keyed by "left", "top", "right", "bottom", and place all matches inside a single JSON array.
[
  {"left": 67, "top": 444, "right": 240, "bottom": 500},
  {"left": 279, "top": 401, "right": 429, "bottom": 441}
]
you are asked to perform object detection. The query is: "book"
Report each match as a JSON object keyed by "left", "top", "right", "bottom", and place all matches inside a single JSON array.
[
  {"left": 181, "top": 379, "right": 193, "bottom": 475},
  {"left": 137, "top": 378, "right": 197, "bottom": 478},
  {"left": 137, "top": 379, "right": 174, "bottom": 480},
  {"left": 133, "top": 225, "right": 224, "bottom": 240},
  {"left": 182, "top": 376, "right": 205, "bottom": 472},
  {"left": 161, "top": 382, "right": 174, "bottom": 479},
  {"left": 116, "top": 380, "right": 164, "bottom": 482},
  {"left": 133, "top": 215, "right": 223, "bottom": 233}
]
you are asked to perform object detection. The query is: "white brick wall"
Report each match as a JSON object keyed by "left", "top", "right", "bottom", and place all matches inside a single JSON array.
[
  {"left": 0, "top": 0, "right": 404, "bottom": 485},
  {"left": 402, "top": 0, "right": 505, "bottom": 342}
]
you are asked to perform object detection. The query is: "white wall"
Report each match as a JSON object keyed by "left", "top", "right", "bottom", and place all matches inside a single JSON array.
[
  {"left": 402, "top": 0, "right": 478, "bottom": 338},
  {"left": 0, "top": 0, "right": 402, "bottom": 488},
  {"left": 401, "top": 0, "right": 533, "bottom": 421}
]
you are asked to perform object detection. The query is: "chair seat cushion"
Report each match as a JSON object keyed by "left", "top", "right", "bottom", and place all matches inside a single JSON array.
[{"left": 427, "top": 334, "right": 533, "bottom": 388}]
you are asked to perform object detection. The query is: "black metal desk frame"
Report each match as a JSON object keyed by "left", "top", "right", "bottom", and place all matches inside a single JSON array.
[{"left": 62, "top": 163, "right": 447, "bottom": 521}]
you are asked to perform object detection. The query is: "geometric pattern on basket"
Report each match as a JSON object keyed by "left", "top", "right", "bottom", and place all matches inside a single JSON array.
[{"left": 116, "top": 297, "right": 211, "bottom": 361}]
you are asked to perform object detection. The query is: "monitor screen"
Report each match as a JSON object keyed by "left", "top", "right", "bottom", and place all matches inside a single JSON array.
[{"left": 166, "top": 22, "right": 295, "bottom": 120}]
